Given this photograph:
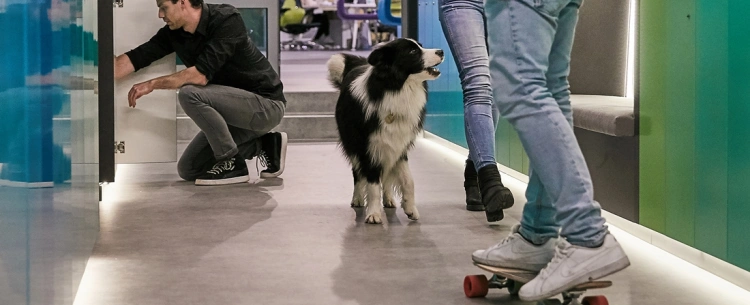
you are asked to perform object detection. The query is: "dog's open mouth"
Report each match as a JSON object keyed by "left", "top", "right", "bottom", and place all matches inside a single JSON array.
[{"left": 425, "top": 67, "right": 441, "bottom": 77}]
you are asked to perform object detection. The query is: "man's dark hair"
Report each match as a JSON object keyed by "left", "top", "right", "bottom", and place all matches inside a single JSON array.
[{"left": 171, "top": 0, "right": 203, "bottom": 8}]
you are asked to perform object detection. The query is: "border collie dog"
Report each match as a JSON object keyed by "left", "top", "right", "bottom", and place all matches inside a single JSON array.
[{"left": 327, "top": 39, "right": 444, "bottom": 224}]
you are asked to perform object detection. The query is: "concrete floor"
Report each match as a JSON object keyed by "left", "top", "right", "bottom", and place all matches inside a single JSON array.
[
  {"left": 74, "top": 139, "right": 750, "bottom": 305},
  {"left": 73, "top": 50, "right": 750, "bottom": 305}
]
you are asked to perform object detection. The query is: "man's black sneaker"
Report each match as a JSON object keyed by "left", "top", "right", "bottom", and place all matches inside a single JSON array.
[
  {"left": 259, "top": 131, "right": 287, "bottom": 178},
  {"left": 195, "top": 156, "right": 249, "bottom": 186}
]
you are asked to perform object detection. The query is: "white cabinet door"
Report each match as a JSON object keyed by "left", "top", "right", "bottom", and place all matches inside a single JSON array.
[{"left": 114, "top": 0, "right": 177, "bottom": 163}]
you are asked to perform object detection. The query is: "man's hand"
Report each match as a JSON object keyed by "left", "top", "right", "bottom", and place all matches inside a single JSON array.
[{"left": 128, "top": 81, "right": 154, "bottom": 108}]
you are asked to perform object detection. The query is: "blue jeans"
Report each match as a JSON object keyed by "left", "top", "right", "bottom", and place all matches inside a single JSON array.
[
  {"left": 438, "top": 0, "right": 499, "bottom": 171},
  {"left": 485, "top": 0, "right": 607, "bottom": 247}
]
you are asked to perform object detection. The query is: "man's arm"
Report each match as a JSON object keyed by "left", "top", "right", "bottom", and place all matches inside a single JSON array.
[
  {"left": 150, "top": 66, "right": 208, "bottom": 89},
  {"left": 128, "top": 14, "right": 245, "bottom": 107},
  {"left": 115, "top": 54, "right": 135, "bottom": 80},
  {"left": 125, "top": 27, "right": 174, "bottom": 73},
  {"left": 127, "top": 67, "right": 208, "bottom": 108}
]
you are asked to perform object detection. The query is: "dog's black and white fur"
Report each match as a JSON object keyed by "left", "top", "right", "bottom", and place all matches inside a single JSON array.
[{"left": 327, "top": 38, "right": 444, "bottom": 224}]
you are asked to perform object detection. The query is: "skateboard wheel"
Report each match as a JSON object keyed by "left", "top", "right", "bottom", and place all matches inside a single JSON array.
[
  {"left": 582, "top": 295, "right": 609, "bottom": 305},
  {"left": 463, "top": 275, "right": 489, "bottom": 298}
]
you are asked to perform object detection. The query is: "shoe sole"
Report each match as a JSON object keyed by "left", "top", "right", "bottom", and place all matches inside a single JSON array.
[
  {"left": 260, "top": 132, "right": 288, "bottom": 178},
  {"left": 471, "top": 256, "right": 544, "bottom": 273},
  {"left": 195, "top": 175, "right": 250, "bottom": 186},
  {"left": 519, "top": 255, "right": 631, "bottom": 302},
  {"left": 485, "top": 186, "right": 513, "bottom": 222},
  {"left": 486, "top": 219, "right": 503, "bottom": 226},
  {"left": 485, "top": 209, "right": 505, "bottom": 222},
  {"left": 466, "top": 204, "right": 485, "bottom": 211}
]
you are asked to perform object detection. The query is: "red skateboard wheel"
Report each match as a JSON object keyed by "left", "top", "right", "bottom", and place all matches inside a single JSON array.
[
  {"left": 582, "top": 295, "right": 609, "bottom": 305},
  {"left": 463, "top": 274, "right": 489, "bottom": 298}
]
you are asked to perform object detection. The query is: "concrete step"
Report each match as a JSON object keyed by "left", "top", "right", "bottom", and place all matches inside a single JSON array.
[
  {"left": 176, "top": 91, "right": 339, "bottom": 116},
  {"left": 177, "top": 114, "right": 338, "bottom": 142},
  {"left": 284, "top": 91, "right": 339, "bottom": 114},
  {"left": 273, "top": 114, "right": 338, "bottom": 142},
  {"left": 177, "top": 90, "right": 340, "bottom": 142}
]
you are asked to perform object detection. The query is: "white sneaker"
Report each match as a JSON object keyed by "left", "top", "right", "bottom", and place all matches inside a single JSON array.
[
  {"left": 472, "top": 224, "right": 557, "bottom": 272},
  {"left": 519, "top": 233, "right": 631, "bottom": 301}
]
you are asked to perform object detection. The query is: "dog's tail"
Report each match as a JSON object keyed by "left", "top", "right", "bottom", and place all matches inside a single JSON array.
[
  {"left": 326, "top": 54, "right": 347, "bottom": 90},
  {"left": 327, "top": 54, "right": 368, "bottom": 91}
]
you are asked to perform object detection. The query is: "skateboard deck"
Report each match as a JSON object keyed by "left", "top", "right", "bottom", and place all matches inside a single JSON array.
[
  {"left": 475, "top": 263, "right": 612, "bottom": 291},
  {"left": 464, "top": 263, "right": 612, "bottom": 305}
]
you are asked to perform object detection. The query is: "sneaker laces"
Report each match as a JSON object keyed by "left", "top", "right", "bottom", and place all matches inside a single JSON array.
[
  {"left": 539, "top": 241, "right": 571, "bottom": 278},
  {"left": 499, "top": 234, "right": 518, "bottom": 246},
  {"left": 257, "top": 150, "right": 269, "bottom": 168},
  {"left": 255, "top": 151, "right": 269, "bottom": 176},
  {"left": 207, "top": 159, "right": 235, "bottom": 175}
]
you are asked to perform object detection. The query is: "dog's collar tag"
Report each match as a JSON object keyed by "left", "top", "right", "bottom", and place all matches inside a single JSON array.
[{"left": 385, "top": 113, "right": 395, "bottom": 124}]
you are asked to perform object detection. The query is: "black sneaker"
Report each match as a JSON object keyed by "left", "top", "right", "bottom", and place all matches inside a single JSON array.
[
  {"left": 195, "top": 156, "right": 249, "bottom": 186},
  {"left": 259, "top": 132, "right": 287, "bottom": 178}
]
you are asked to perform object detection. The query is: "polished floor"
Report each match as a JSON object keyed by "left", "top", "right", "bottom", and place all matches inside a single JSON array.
[
  {"left": 74, "top": 139, "right": 750, "bottom": 305},
  {"left": 73, "top": 50, "right": 750, "bottom": 304}
]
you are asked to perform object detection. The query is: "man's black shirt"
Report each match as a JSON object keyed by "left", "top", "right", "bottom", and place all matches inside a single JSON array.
[{"left": 125, "top": 3, "right": 286, "bottom": 103}]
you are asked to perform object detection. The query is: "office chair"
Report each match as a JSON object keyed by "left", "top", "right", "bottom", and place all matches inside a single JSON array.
[{"left": 280, "top": 0, "right": 324, "bottom": 50}]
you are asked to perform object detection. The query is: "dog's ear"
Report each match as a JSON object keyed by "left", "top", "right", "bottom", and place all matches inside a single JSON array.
[{"left": 368, "top": 46, "right": 392, "bottom": 66}]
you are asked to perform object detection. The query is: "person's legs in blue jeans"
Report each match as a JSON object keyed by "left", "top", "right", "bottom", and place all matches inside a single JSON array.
[
  {"left": 519, "top": 0, "right": 578, "bottom": 244},
  {"left": 473, "top": 0, "right": 630, "bottom": 300},
  {"left": 487, "top": 0, "right": 605, "bottom": 250},
  {"left": 439, "top": 0, "right": 514, "bottom": 220}
]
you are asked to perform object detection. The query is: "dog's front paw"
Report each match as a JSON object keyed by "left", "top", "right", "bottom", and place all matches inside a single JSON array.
[
  {"left": 351, "top": 197, "right": 365, "bottom": 207},
  {"left": 403, "top": 204, "right": 420, "bottom": 221},
  {"left": 383, "top": 196, "right": 396, "bottom": 208},
  {"left": 365, "top": 213, "right": 383, "bottom": 224}
]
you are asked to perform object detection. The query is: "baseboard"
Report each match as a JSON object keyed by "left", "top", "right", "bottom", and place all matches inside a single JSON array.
[
  {"left": 603, "top": 210, "right": 750, "bottom": 292},
  {"left": 421, "top": 131, "right": 529, "bottom": 183},
  {"left": 421, "top": 130, "right": 750, "bottom": 292}
]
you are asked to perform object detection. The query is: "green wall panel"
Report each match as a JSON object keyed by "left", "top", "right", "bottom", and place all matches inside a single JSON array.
[
  {"left": 522, "top": 147, "right": 530, "bottom": 175},
  {"left": 695, "top": 0, "right": 729, "bottom": 261},
  {"left": 493, "top": 118, "right": 527, "bottom": 174},
  {"left": 420, "top": 0, "right": 529, "bottom": 175},
  {"left": 639, "top": 0, "right": 668, "bottom": 234},
  {"left": 727, "top": 0, "right": 750, "bottom": 272},
  {"left": 641, "top": 0, "right": 750, "bottom": 272},
  {"left": 664, "top": 2, "right": 696, "bottom": 246},
  {"left": 509, "top": 125, "right": 525, "bottom": 173},
  {"left": 495, "top": 119, "right": 512, "bottom": 168}
]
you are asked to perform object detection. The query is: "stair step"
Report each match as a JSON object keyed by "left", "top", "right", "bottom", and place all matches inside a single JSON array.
[
  {"left": 283, "top": 91, "right": 339, "bottom": 114},
  {"left": 176, "top": 90, "right": 340, "bottom": 142},
  {"left": 177, "top": 115, "right": 338, "bottom": 142},
  {"left": 176, "top": 91, "right": 339, "bottom": 116},
  {"left": 273, "top": 115, "right": 338, "bottom": 142}
]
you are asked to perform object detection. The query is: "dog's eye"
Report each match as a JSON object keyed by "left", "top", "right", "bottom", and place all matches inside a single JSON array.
[{"left": 410, "top": 49, "right": 418, "bottom": 54}]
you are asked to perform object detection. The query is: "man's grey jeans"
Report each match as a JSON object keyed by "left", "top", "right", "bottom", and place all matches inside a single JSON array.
[{"left": 176, "top": 84, "right": 285, "bottom": 181}]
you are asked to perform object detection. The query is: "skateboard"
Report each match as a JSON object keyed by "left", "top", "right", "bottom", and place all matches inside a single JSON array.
[{"left": 464, "top": 263, "right": 612, "bottom": 305}]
